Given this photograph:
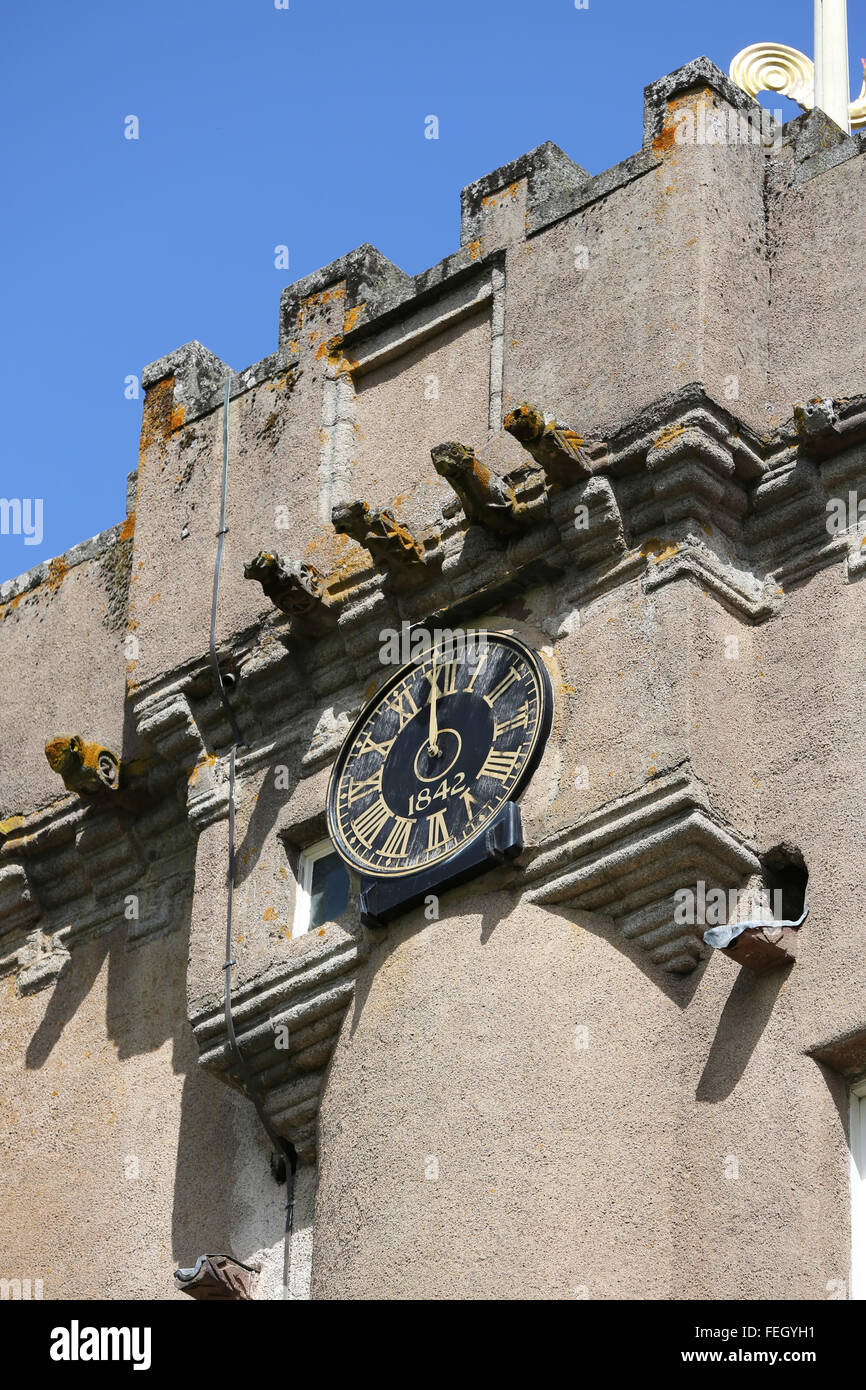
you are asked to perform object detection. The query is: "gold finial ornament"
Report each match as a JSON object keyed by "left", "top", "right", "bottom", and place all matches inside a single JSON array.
[
  {"left": 851, "top": 58, "right": 866, "bottom": 128},
  {"left": 731, "top": 1, "right": 865, "bottom": 133},
  {"left": 730, "top": 43, "right": 815, "bottom": 110}
]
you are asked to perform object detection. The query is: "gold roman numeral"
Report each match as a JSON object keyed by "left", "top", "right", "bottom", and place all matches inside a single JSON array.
[
  {"left": 346, "top": 767, "right": 383, "bottom": 805},
  {"left": 483, "top": 667, "right": 522, "bottom": 707},
  {"left": 426, "top": 810, "right": 449, "bottom": 852},
  {"left": 479, "top": 748, "right": 521, "bottom": 783},
  {"left": 357, "top": 732, "right": 396, "bottom": 758},
  {"left": 352, "top": 796, "right": 391, "bottom": 848},
  {"left": 380, "top": 816, "right": 415, "bottom": 858},
  {"left": 435, "top": 660, "right": 459, "bottom": 695},
  {"left": 460, "top": 790, "right": 479, "bottom": 822},
  {"left": 386, "top": 687, "right": 419, "bottom": 730},
  {"left": 493, "top": 704, "right": 529, "bottom": 737},
  {"left": 464, "top": 649, "right": 489, "bottom": 693}
]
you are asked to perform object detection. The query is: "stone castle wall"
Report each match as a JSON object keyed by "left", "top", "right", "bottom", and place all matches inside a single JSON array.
[{"left": 1, "top": 56, "right": 865, "bottom": 1299}]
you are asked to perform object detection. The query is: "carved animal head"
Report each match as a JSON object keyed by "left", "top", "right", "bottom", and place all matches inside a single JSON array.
[
  {"left": 504, "top": 403, "right": 545, "bottom": 445},
  {"left": 431, "top": 441, "right": 478, "bottom": 484},
  {"left": 331, "top": 500, "right": 370, "bottom": 543},
  {"left": 243, "top": 551, "right": 279, "bottom": 583},
  {"left": 44, "top": 735, "right": 85, "bottom": 778},
  {"left": 45, "top": 737, "right": 120, "bottom": 793}
]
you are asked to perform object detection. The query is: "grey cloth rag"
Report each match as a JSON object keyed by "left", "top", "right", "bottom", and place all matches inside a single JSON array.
[{"left": 703, "top": 905, "right": 809, "bottom": 950}]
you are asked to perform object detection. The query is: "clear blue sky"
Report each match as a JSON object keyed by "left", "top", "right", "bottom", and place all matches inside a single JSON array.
[{"left": 2, "top": 0, "right": 863, "bottom": 583}]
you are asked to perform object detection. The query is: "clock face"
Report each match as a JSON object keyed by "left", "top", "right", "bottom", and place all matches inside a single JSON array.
[{"left": 327, "top": 631, "right": 552, "bottom": 879}]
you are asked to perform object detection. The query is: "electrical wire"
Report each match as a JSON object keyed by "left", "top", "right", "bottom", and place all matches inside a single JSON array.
[{"left": 210, "top": 373, "right": 297, "bottom": 1241}]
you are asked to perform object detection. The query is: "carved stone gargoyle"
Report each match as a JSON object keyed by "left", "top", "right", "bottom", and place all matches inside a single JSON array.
[
  {"left": 244, "top": 552, "right": 336, "bottom": 633},
  {"left": 431, "top": 441, "right": 530, "bottom": 537},
  {"left": 793, "top": 395, "right": 866, "bottom": 460},
  {"left": 44, "top": 736, "right": 121, "bottom": 795},
  {"left": 504, "top": 403, "right": 594, "bottom": 487},
  {"left": 331, "top": 500, "right": 436, "bottom": 589}
]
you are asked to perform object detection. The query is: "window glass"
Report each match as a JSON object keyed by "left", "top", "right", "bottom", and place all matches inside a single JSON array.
[
  {"left": 309, "top": 850, "right": 350, "bottom": 930},
  {"left": 293, "top": 840, "right": 350, "bottom": 937}
]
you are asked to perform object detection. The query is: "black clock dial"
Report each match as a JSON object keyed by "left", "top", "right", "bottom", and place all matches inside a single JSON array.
[{"left": 327, "top": 631, "right": 553, "bottom": 878}]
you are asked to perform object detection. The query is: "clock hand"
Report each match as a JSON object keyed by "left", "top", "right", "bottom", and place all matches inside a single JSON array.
[{"left": 428, "top": 654, "right": 441, "bottom": 758}]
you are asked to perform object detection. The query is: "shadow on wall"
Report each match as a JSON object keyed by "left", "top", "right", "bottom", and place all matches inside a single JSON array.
[
  {"left": 533, "top": 899, "right": 710, "bottom": 1011},
  {"left": 22, "top": 857, "right": 248, "bottom": 1269},
  {"left": 233, "top": 757, "right": 300, "bottom": 887},
  {"left": 694, "top": 964, "right": 790, "bottom": 1104}
]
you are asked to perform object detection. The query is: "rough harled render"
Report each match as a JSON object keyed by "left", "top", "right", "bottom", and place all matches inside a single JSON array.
[{"left": 1, "top": 55, "right": 865, "bottom": 1300}]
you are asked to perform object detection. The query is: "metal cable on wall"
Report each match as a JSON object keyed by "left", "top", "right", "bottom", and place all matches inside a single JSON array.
[{"left": 209, "top": 373, "right": 297, "bottom": 1243}]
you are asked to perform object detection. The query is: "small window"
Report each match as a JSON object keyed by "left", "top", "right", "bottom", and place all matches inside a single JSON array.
[
  {"left": 851, "top": 1079, "right": 866, "bottom": 1300},
  {"left": 293, "top": 838, "right": 350, "bottom": 938}
]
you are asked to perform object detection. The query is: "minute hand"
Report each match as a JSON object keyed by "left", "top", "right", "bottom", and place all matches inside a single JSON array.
[{"left": 428, "top": 657, "right": 441, "bottom": 757}]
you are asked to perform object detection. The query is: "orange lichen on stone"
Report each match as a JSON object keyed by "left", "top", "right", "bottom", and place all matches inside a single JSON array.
[
  {"left": 170, "top": 404, "right": 185, "bottom": 432},
  {"left": 653, "top": 88, "right": 715, "bottom": 156},
  {"left": 329, "top": 351, "right": 359, "bottom": 378},
  {"left": 139, "top": 376, "right": 175, "bottom": 462},
  {"left": 641, "top": 538, "right": 680, "bottom": 564},
  {"left": 266, "top": 372, "right": 292, "bottom": 393},
  {"left": 297, "top": 285, "right": 346, "bottom": 333},
  {"left": 187, "top": 752, "right": 217, "bottom": 786},
  {"left": 45, "top": 555, "right": 69, "bottom": 594},
  {"left": 483, "top": 182, "right": 520, "bottom": 208},
  {"left": 263, "top": 906, "right": 278, "bottom": 922},
  {"left": 653, "top": 423, "right": 685, "bottom": 450},
  {"left": 344, "top": 304, "right": 364, "bottom": 333},
  {"left": 468, "top": 240, "right": 483, "bottom": 261},
  {"left": 118, "top": 513, "right": 135, "bottom": 542}
]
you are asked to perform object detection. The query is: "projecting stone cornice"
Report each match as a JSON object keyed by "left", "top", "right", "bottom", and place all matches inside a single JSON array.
[
  {"left": 4, "top": 379, "right": 860, "bottom": 975},
  {"left": 184, "top": 763, "right": 770, "bottom": 1162},
  {"left": 189, "top": 924, "right": 369, "bottom": 1161},
  {"left": 118, "top": 383, "right": 866, "bottom": 836},
  {"left": 0, "top": 772, "right": 194, "bottom": 992},
  {"left": 518, "top": 765, "right": 760, "bottom": 976}
]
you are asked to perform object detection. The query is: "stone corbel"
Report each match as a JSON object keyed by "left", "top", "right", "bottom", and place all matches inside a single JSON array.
[
  {"left": 809, "top": 1024, "right": 866, "bottom": 1081},
  {"left": 0, "top": 861, "right": 43, "bottom": 977},
  {"left": 431, "top": 441, "right": 532, "bottom": 536},
  {"left": 16, "top": 929, "right": 71, "bottom": 995},
  {"left": 330, "top": 500, "right": 440, "bottom": 590},
  {"left": 645, "top": 423, "right": 748, "bottom": 537},
  {"left": 134, "top": 686, "right": 206, "bottom": 770},
  {"left": 519, "top": 766, "right": 760, "bottom": 975},
  {"left": 244, "top": 552, "right": 337, "bottom": 634},
  {"left": 190, "top": 923, "right": 368, "bottom": 1161}
]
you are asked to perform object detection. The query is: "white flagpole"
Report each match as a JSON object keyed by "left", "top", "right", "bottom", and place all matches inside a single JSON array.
[{"left": 814, "top": 0, "right": 851, "bottom": 132}]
